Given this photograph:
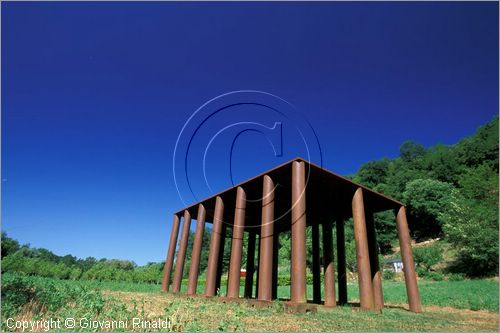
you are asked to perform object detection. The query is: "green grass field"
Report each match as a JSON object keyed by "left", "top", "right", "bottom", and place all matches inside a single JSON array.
[
  {"left": 58, "top": 276, "right": 499, "bottom": 312},
  {"left": 2, "top": 273, "right": 498, "bottom": 332}
]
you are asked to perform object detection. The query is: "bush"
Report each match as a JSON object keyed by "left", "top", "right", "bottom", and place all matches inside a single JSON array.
[
  {"left": 1, "top": 273, "right": 130, "bottom": 332},
  {"left": 382, "top": 270, "right": 395, "bottom": 280},
  {"left": 427, "top": 272, "right": 444, "bottom": 281},
  {"left": 1, "top": 273, "right": 102, "bottom": 316},
  {"left": 277, "top": 275, "right": 290, "bottom": 286},
  {"left": 416, "top": 266, "right": 428, "bottom": 278},
  {"left": 448, "top": 273, "right": 465, "bottom": 281},
  {"left": 1, "top": 274, "right": 36, "bottom": 317},
  {"left": 413, "top": 243, "right": 443, "bottom": 272},
  {"left": 403, "top": 179, "right": 454, "bottom": 239},
  {"left": 441, "top": 186, "right": 499, "bottom": 277},
  {"left": 416, "top": 268, "right": 444, "bottom": 281}
]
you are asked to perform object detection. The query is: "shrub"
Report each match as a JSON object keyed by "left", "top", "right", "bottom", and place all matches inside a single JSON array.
[
  {"left": 413, "top": 243, "right": 443, "bottom": 272},
  {"left": 416, "top": 266, "right": 428, "bottom": 278},
  {"left": 448, "top": 273, "right": 465, "bottom": 281},
  {"left": 427, "top": 272, "right": 444, "bottom": 281},
  {"left": 441, "top": 185, "right": 499, "bottom": 277},
  {"left": 1, "top": 273, "right": 135, "bottom": 332},
  {"left": 382, "top": 270, "right": 395, "bottom": 280},
  {"left": 278, "top": 275, "right": 290, "bottom": 286},
  {"left": 1, "top": 274, "right": 36, "bottom": 317}
]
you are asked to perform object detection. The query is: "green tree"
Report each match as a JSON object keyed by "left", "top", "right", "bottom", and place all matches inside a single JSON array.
[
  {"left": 423, "top": 144, "right": 460, "bottom": 184},
  {"left": 402, "top": 178, "right": 454, "bottom": 239},
  {"left": 440, "top": 163, "right": 499, "bottom": 277},
  {"left": 354, "top": 159, "right": 391, "bottom": 188},
  {"left": 373, "top": 211, "right": 397, "bottom": 254},
  {"left": 69, "top": 267, "right": 82, "bottom": 280},
  {"left": 1, "top": 233, "right": 20, "bottom": 257},
  {"left": 455, "top": 117, "right": 499, "bottom": 170},
  {"left": 440, "top": 190, "right": 498, "bottom": 277},
  {"left": 458, "top": 163, "right": 498, "bottom": 203},
  {"left": 413, "top": 243, "right": 443, "bottom": 272},
  {"left": 400, "top": 141, "right": 426, "bottom": 163}
]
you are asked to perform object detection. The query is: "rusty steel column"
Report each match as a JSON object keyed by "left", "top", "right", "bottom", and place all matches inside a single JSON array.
[
  {"left": 396, "top": 206, "right": 422, "bottom": 313},
  {"left": 187, "top": 204, "right": 206, "bottom": 295},
  {"left": 291, "top": 160, "right": 307, "bottom": 304},
  {"left": 244, "top": 231, "right": 256, "bottom": 298},
  {"left": 366, "top": 210, "right": 384, "bottom": 311},
  {"left": 336, "top": 218, "right": 348, "bottom": 305},
  {"left": 312, "top": 221, "right": 321, "bottom": 304},
  {"left": 258, "top": 175, "right": 274, "bottom": 301},
  {"left": 205, "top": 196, "right": 224, "bottom": 297},
  {"left": 172, "top": 210, "right": 192, "bottom": 294},
  {"left": 227, "top": 187, "right": 246, "bottom": 298},
  {"left": 352, "top": 188, "right": 375, "bottom": 310},
  {"left": 215, "top": 223, "right": 227, "bottom": 294},
  {"left": 162, "top": 214, "right": 181, "bottom": 292},
  {"left": 323, "top": 219, "right": 336, "bottom": 307}
]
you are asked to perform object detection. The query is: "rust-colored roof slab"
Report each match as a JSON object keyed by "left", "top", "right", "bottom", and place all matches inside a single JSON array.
[{"left": 175, "top": 157, "right": 403, "bottom": 230}]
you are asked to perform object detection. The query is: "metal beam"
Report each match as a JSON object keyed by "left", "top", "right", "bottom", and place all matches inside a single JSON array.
[
  {"left": 161, "top": 214, "right": 180, "bottom": 292},
  {"left": 187, "top": 204, "right": 206, "bottom": 295},
  {"left": 204, "top": 196, "right": 224, "bottom": 296},
  {"left": 291, "top": 161, "right": 307, "bottom": 303},
  {"left": 172, "top": 210, "right": 192, "bottom": 293},
  {"left": 352, "top": 188, "right": 375, "bottom": 310},
  {"left": 227, "top": 187, "right": 246, "bottom": 298},
  {"left": 396, "top": 206, "right": 422, "bottom": 313},
  {"left": 258, "top": 175, "right": 274, "bottom": 301},
  {"left": 323, "top": 219, "right": 336, "bottom": 307},
  {"left": 366, "top": 210, "right": 384, "bottom": 311}
]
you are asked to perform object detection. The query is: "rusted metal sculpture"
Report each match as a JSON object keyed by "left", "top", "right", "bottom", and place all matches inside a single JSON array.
[
  {"left": 187, "top": 204, "right": 206, "bottom": 295},
  {"left": 161, "top": 158, "right": 422, "bottom": 313},
  {"left": 227, "top": 187, "right": 246, "bottom": 298},
  {"left": 204, "top": 196, "right": 223, "bottom": 297},
  {"left": 291, "top": 161, "right": 307, "bottom": 304},
  {"left": 161, "top": 214, "right": 180, "bottom": 292},
  {"left": 171, "top": 210, "right": 191, "bottom": 293}
]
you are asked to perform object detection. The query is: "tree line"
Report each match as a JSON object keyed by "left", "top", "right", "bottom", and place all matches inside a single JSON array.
[{"left": 1, "top": 233, "right": 164, "bottom": 283}]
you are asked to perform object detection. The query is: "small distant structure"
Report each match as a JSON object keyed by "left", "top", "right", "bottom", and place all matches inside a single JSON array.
[{"left": 384, "top": 258, "right": 404, "bottom": 272}]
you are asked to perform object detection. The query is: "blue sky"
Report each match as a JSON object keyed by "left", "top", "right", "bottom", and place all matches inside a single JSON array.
[{"left": 2, "top": 2, "right": 498, "bottom": 265}]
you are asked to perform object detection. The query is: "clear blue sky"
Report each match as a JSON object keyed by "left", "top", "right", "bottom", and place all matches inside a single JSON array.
[{"left": 2, "top": 2, "right": 498, "bottom": 265}]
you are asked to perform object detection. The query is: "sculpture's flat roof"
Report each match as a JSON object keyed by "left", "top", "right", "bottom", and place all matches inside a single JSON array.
[{"left": 175, "top": 158, "right": 403, "bottom": 231}]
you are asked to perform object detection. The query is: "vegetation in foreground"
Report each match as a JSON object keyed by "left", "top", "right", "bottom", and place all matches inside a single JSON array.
[
  {"left": 1, "top": 273, "right": 498, "bottom": 332},
  {"left": 7, "top": 273, "right": 498, "bottom": 312}
]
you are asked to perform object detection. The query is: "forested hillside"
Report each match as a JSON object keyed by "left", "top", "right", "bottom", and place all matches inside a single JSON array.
[
  {"left": 353, "top": 116, "right": 498, "bottom": 276},
  {"left": 1, "top": 117, "right": 498, "bottom": 282}
]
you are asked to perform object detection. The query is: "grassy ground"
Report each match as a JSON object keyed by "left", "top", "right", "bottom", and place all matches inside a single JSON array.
[
  {"left": 102, "top": 290, "right": 499, "bottom": 332},
  {"left": 2, "top": 274, "right": 498, "bottom": 332},
  {"left": 64, "top": 277, "right": 499, "bottom": 312}
]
